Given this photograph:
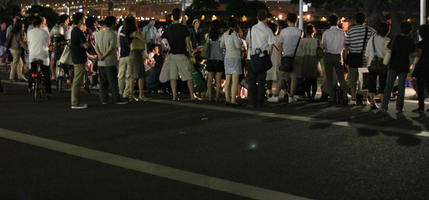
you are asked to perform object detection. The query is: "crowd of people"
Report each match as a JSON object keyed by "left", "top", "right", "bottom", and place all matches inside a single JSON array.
[{"left": 0, "top": 8, "right": 428, "bottom": 113}]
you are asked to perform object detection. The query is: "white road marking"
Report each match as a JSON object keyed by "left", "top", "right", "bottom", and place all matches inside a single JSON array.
[
  {"left": 0, "top": 128, "right": 311, "bottom": 200},
  {"left": 149, "top": 99, "right": 429, "bottom": 138}
]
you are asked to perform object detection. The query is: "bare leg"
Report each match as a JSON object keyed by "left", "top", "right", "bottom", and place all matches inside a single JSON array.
[
  {"left": 138, "top": 78, "right": 146, "bottom": 100},
  {"left": 207, "top": 72, "right": 214, "bottom": 102},
  {"left": 170, "top": 79, "right": 178, "bottom": 100},
  {"left": 129, "top": 78, "right": 137, "bottom": 101},
  {"left": 187, "top": 79, "right": 195, "bottom": 100},
  {"left": 215, "top": 72, "right": 222, "bottom": 102},
  {"left": 231, "top": 74, "right": 239, "bottom": 104},
  {"left": 224, "top": 74, "right": 232, "bottom": 103}
]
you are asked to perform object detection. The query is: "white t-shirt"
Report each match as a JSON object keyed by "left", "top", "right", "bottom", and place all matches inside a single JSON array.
[
  {"left": 27, "top": 28, "right": 50, "bottom": 66},
  {"left": 246, "top": 21, "right": 275, "bottom": 56},
  {"left": 279, "top": 26, "right": 303, "bottom": 56}
]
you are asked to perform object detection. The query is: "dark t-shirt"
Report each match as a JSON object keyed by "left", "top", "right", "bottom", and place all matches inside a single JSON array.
[
  {"left": 71, "top": 27, "right": 87, "bottom": 64},
  {"left": 0, "top": 29, "right": 6, "bottom": 46},
  {"left": 119, "top": 29, "right": 130, "bottom": 58},
  {"left": 414, "top": 40, "right": 429, "bottom": 78},
  {"left": 161, "top": 23, "right": 190, "bottom": 55},
  {"left": 389, "top": 35, "right": 415, "bottom": 73}
]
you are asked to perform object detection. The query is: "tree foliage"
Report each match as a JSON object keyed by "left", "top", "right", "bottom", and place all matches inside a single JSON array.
[
  {"left": 26, "top": 5, "right": 59, "bottom": 29},
  {"left": 0, "top": 1, "right": 20, "bottom": 24}
]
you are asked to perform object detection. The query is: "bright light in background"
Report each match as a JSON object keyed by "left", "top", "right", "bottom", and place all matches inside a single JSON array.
[
  {"left": 211, "top": 15, "right": 217, "bottom": 21},
  {"left": 321, "top": 17, "right": 327, "bottom": 22},
  {"left": 278, "top": 14, "right": 284, "bottom": 20},
  {"left": 241, "top": 15, "right": 247, "bottom": 22},
  {"left": 248, "top": 141, "right": 258, "bottom": 150}
]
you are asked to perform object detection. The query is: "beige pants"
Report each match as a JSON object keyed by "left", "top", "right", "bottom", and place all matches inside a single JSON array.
[
  {"left": 118, "top": 57, "right": 130, "bottom": 98},
  {"left": 71, "top": 64, "right": 85, "bottom": 106},
  {"left": 9, "top": 49, "right": 22, "bottom": 80}
]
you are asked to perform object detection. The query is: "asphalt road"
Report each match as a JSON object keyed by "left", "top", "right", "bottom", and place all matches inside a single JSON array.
[{"left": 1, "top": 82, "right": 429, "bottom": 200}]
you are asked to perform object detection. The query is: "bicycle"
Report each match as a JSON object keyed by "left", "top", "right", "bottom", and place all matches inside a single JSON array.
[{"left": 30, "top": 60, "right": 49, "bottom": 102}]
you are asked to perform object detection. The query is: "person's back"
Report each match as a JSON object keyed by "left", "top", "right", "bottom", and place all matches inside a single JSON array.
[
  {"left": 27, "top": 28, "right": 49, "bottom": 65},
  {"left": 162, "top": 23, "right": 189, "bottom": 55},
  {"left": 221, "top": 30, "right": 242, "bottom": 59},
  {"left": 95, "top": 27, "right": 117, "bottom": 67},
  {"left": 279, "top": 26, "right": 302, "bottom": 56},
  {"left": 390, "top": 34, "right": 415, "bottom": 73},
  {"left": 207, "top": 38, "right": 223, "bottom": 61}
]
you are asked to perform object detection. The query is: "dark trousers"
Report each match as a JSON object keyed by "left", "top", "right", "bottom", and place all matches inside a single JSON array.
[
  {"left": 29, "top": 61, "right": 51, "bottom": 93},
  {"left": 381, "top": 69, "right": 407, "bottom": 111},
  {"left": 324, "top": 53, "right": 348, "bottom": 99},
  {"left": 368, "top": 71, "right": 387, "bottom": 94},
  {"left": 416, "top": 77, "right": 428, "bottom": 110},
  {"left": 98, "top": 66, "right": 120, "bottom": 103},
  {"left": 305, "top": 78, "right": 317, "bottom": 98},
  {"left": 247, "top": 61, "right": 267, "bottom": 107}
]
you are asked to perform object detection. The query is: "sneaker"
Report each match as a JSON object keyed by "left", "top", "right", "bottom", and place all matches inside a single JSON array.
[
  {"left": 348, "top": 100, "right": 357, "bottom": 106},
  {"left": 115, "top": 99, "right": 128, "bottom": 105},
  {"left": 288, "top": 96, "right": 295, "bottom": 103},
  {"left": 71, "top": 103, "right": 88, "bottom": 109},
  {"left": 267, "top": 96, "right": 279, "bottom": 103}
]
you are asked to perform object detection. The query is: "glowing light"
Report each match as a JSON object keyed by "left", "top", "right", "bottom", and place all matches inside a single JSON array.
[
  {"left": 321, "top": 17, "right": 327, "bottom": 22},
  {"left": 201, "top": 15, "right": 205, "bottom": 21},
  {"left": 211, "top": 15, "right": 217, "bottom": 21},
  {"left": 241, "top": 15, "right": 247, "bottom": 22},
  {"left": 341, "top": 17, "right": 346, "bottom": 22},
  {"left": 278, "top": 14, "right": 284, "bottom": 20}
]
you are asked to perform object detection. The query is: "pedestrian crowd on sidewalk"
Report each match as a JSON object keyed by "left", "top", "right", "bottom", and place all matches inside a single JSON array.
[{"left": 0, "top": 8, "right": 428, "bottom": 113}]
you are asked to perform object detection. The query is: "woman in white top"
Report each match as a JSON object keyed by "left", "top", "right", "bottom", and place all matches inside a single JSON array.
[
  {"left": 220, "top": 17, "right": 243, "bottom": 105},
  {"left": 365, "top": 23, "right": 391, "bottom": 109}
]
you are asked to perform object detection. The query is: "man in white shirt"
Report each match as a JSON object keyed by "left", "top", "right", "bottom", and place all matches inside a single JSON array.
[
  {"left": 277, "top": 13, "right": 302, "bottom": 103},
  {"left": 27, "top": 16, "right": 51, "bottom": 94},
  {"left": 321, "top": 14, "right": 348, "bottom": 103},
  {"left": 246, "top": 10, "right": 275, "bottom": 108}
]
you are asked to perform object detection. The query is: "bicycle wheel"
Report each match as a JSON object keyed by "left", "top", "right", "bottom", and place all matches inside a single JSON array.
[{"left": 33, "top": 79, "right": 39, "bottom": 102}]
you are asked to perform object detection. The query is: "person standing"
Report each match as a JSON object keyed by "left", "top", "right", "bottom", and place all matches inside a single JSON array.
[
  {"left": 94, "top": 16, "right": 127, "bottom": 105},
  {"left": 125, "top": 16, "right": 148, "bottom": 102},
  {"left": 301, "top": 24, "right": 321, "bottom": 102},
  {"left": 365, "top": 23, "right": 391, "bottom": 109},
  {"left": 278, "top": 13, "right": 303, "bottom": 103},
  {"left": 190, "top": 19, "right": 202, "bottom": 50},
  {"left": 321, "top": 14, "right": 349, "bottom": 103},
  {"left": 205, "top": 20, "right": 224, "bottom": 103},
  {"left": 345, "top": 13, "right": 376, "bottom": 105},
  {"left": 7, "top": 19, "right": 26, "bottom": 82},
  {"left": 118, "top": 18, "right": 131, "bottom": 100},
  {"left": 246, "top": 10, "right": 275, "bottom": 108},
  {"left": 142, "top": 19, "right": 157, "bottom": 47},
  {"left": 411, "top": 24, "right": 429, "bottom": 113},
  {"left": 379, "top": 22, "right": 415, "bottom": 113},
  {"left": 220, "top": 17, "right": 243, "bottom": 106},
  {"left": 70, "top": 12, "right": 89, "bottom": 109},
  {"left": 27, "top": 16, "right": 51, "bottom": 95},
  {"left": 161, "top": 8, "right": 195, "bottom": 101}
]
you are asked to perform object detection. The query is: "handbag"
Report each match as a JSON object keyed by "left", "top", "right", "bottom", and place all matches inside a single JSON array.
[
  {"left": 368, "top": 36, "right": 388, "bottom": 74},
  {"left": 346, "top": 27, "right": 368, "bottom": 68},
  {"left": 159, "top": 59, "right": 169, "bottom": 83},
  {"left": 279, "top": 30, "right": 302, "bottom": 72},
  {"left": 249, "top": 27, "right": 272, "bottom": 73},
  {"left": 59, "top": 43, "right": 73, "bottom": 65}
]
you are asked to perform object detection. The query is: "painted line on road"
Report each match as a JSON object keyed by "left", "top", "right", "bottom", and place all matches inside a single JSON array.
[
  {"left": 149, "top": 99, "right": 429, "bottom": 138},
  {"left": 0, "top": 128, "right": 311, "bottom": 200}
]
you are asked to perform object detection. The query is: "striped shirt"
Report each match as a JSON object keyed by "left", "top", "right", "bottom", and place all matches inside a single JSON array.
[{"left": 345, "top": 24, "right": 375, "bottom": 53}]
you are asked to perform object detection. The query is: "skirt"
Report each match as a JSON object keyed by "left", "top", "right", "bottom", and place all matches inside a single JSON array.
[
  {"left": 224, "top": 58, "right": 242, "bottom": 75},
  {"left": 129, "top": 50, "right": 145, "bottom": 79}
]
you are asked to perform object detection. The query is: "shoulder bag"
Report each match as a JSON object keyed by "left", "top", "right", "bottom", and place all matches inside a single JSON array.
[
  {"left": 347, "top": 27, "right": 368, "bottom": 68},
  {"left": 250, "top": 27, "right": 272, "bottom": 73},
  {"left": 369, "top": 36, "right": 388, "bottom": 74},
  {"left": 279, "top": 30, "right": 302, "bottom": 72},
  {"left": 59, "top": 41, "right": 74, "bottom": 65}
]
